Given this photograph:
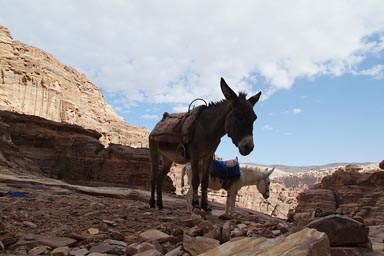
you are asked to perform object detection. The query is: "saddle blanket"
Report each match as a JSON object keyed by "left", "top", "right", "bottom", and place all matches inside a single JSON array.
[
  {"left": 211, "top": 159, "right": 240, "bottom": 180},
  {"left": 150, "top": 105, "right": 205, "bottom": 144}
]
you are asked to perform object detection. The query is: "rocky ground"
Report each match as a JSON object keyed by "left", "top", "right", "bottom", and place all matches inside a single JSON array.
[
  {"left": 0, "top": 170, "right": 293, "bottom": 256},
  {"left": 2, "top": 170, "right": 384, "bottom": 256}
]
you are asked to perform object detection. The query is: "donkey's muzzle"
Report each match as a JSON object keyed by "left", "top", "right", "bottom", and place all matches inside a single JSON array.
[
  {"left": 263, "top": 191, "right": 270, "bottom": 199},
  {"left": 238, "top": 135, "right": 254, "bottom": 156}
]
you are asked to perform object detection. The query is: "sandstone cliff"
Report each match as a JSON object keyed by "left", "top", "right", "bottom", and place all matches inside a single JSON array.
[
  {"left": 0, "top": 25, "right": 149, "bottom": 147},
  {"left": 294, "top": 165, "right": 384, "bottom": 225},
  {"left": 0, "top": 110, "right": 174, "bottom": 192}
]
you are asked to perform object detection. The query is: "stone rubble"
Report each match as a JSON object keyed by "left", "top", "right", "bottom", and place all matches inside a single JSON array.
[{"left": 2, "top": 173, "right": 384, "bottom": 256}]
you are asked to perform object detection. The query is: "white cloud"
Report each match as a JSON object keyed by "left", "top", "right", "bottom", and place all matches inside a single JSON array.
[
  {"left": 1, "top": 0, "right": 384, "bottom": 108},
  {"left": 293, "top": 108, "right": 302, "bottom": 114},
  {"left": 141, "top": 114, "right": 159, "bottom": 120},
  {"left": 171, "top": 104, "right": 189, "bottom": 113},
  {"left": 354, "top": 64, "right": 384, "bottom": 78},
  {"left": 262, "top": 124, "right": 273, "bottom": 131}
]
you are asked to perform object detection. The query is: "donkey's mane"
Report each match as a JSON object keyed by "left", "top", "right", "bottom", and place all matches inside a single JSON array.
[
  {"left": 239, "top": 164, "right": 267, "bottom": 179},
  {"left": 238, "top": 91, "right": 248, "bottom": 98},
  {"left": 208, "top": 99, "right": 225, "bottom": 107},
  {"left": 207, "top": 91, "right": 248, "bottom": 107}
]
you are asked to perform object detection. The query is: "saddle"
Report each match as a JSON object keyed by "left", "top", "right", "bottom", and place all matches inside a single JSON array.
[
  {"left": 150, "top": 105, "right": 206, "bottom": 145},
  {"left": 210, "top": 158, "right": 240, "bottom": 189}
]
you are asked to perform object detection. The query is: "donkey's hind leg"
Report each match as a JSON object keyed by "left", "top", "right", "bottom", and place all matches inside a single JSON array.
[
  {"left": 190, "top": 159, "right": 201, "bottom": 209},
  {"left": 156, "top": 157, "right": 173, "bottom": 209},
  {"left": 200, "top": 159, "right": 212, "bottom": 212},
  {"left": 149, "top": 140, "right": 159, "bottom": 208}
]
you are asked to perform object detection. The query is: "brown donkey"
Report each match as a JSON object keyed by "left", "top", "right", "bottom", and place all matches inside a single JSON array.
[{"left": 149, "top": 78, "right": 261, "bottom": 210}]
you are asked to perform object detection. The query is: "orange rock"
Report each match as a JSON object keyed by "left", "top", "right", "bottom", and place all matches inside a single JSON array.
[
  {"left": 0, "top": 25, "right": 149, "bottom": 148},
  {"left": 379, "top": 160, "right": 384, "bottom": 170}
]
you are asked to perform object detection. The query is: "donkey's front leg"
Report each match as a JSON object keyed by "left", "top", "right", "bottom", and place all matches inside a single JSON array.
[
  {"left": 200, "top": 161, "right": 212, "bottom": 212},
  {"left": 190, "top": 160, "right": 200, "bottom": 209},
  {"left": 228, "top": 189, "right": 238, "bottom": 215},
  {"left": 225, "top": 191, "right": 231, "bottom": 215}
]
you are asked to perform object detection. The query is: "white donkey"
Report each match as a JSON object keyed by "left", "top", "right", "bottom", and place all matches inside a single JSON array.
[{"left": 181, "top": 162, "right": 274, "bottom": 215}]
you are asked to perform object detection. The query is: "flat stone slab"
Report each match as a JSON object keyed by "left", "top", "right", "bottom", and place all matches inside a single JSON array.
[
  {"left": 37, "top": 236, "right": 77, "bottom": 248},
  {"left": 139, "top": 230, "right": 170, "bottom": 241}
]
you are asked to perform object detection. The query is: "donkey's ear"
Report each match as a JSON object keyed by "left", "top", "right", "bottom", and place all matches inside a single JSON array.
[
  {"left": 220, "top": 78, "right": 238, "bottom": 103},
  {"left": 248, "top": 91, "right": 262, "bottom": 106},
  {"left": 266, "top": 167, "right": 275, "bottom": 177}
]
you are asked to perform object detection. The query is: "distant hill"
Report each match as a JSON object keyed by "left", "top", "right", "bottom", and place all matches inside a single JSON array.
[{"left": 244, "top": 162, "right": 375, "bottom": 173}]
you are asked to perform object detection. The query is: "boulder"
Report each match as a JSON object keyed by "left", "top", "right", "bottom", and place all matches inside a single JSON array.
[
  {"left": 200, "top": 228, "right": 329, "bottom": 256},
  {"left": 369, "top": 171, "right": 384, "bottom": 190},
  {"left": 379, "top": 160, "right": 384, "bottom": 170},
  {"left": 51, "top": 246, "right": 70, "bottom": 256},
  {"left": 183, "top": 235, "right": 220, "bottom": 256},
  {"left": 139, "top": 230, "right": 170, "bottom": 242},
  {"left": 330, "top": 247, "right": 378, "bottom": 256},
  {"left": 307, "top": 215, "right": 370, "bottom": 248}
]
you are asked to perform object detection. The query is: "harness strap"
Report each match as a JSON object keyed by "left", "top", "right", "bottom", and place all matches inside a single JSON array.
[
  {"left": 176, "top": 115, "right": 188, "bottom": 160},
  {"left": 175, "top": 99, "right": 207, "bottom": 160}
]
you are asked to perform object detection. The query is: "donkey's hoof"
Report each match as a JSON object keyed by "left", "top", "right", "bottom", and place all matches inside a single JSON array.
[
  {"left": 218, "top": 213, "right": 233, "bottom": 220},
  {"left": 192, "top": 208, "right": 206, "bottom": 218},
  {"left": 149, "top": 199, "right": 156, "bottom": 208},
  {"left": 203, "top": 207, "right": 212, "bottom": 213},
  {"left": 201, "top": 203, "right": 212, "bottom": 212},
  {"left": 192, "top": 202, "right": 200, "bottom": 209}
]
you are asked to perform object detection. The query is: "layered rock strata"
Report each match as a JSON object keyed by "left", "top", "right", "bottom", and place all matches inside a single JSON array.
[
  {"left": 0, "top": 110, "right": 174, "bottom": 192},
  {"left": 294, "top": 165, "right": 384, "bottom": 225},
  {"left": 0, "top": 25, "right": 149, "bottom": 147}
]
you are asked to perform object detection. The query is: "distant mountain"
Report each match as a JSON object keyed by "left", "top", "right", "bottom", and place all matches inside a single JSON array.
[{"left": 244, "top": 162, "right": 375, "bottom": 173}]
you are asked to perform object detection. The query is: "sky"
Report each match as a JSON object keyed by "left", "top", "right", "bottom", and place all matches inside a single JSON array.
[{"left": 0, "top": 0, "right": 383, "bottom": 166}]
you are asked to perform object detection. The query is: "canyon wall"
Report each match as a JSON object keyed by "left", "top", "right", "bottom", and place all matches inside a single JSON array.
[
  {"left": 0, "top": 25, "right": 149, "bottom": 148},
  {"left": 294, "top": 165, "right": 384, "bottom": 225},
  {"left": 0, "top": 110, "right": 174, "bottom": 192}
]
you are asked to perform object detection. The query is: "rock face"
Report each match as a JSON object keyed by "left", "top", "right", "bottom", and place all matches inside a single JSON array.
[
  {"left": 200, "top": 228, "right": 330, "bottom": 256},
  {"left": 0, "top": 110, "right": 174, "bottom": 192},
  {"left": 307, "top": 215, "right": 370, "bottom": 247},
  {"left": 0, "top": 117, "right": 41, "bottom": 174},
  {"left": 379, "top": 160, "right": 384, "bottom": 170},
  {"left": 0, "top": 25, "right": 149, "bottom": 147},
  {"left": 294, "top": 165, "right": 384, "bottom": 225}
]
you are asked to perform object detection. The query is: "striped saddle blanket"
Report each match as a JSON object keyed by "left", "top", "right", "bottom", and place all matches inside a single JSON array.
[
  {"left": 211, "top": 158, "right": 240, "bottom": 180},
  {"left": 150, "top": 105, "right": 205, "bottom": 144}
]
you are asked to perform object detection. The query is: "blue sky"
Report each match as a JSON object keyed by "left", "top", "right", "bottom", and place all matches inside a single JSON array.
[{"left": 1, "top": 0, "right": 383, "bottom": 165}]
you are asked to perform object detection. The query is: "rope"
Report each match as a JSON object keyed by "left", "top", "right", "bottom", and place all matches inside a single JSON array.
[{"left": 259, "top": 198, "right": 287, "bottom": 217}]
